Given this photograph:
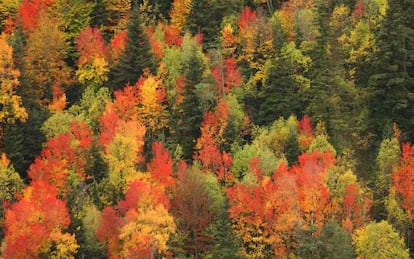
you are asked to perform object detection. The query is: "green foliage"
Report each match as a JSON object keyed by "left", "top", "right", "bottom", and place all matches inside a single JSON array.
[
  {"left": 367, "top": 0, "right": 414, "bottom": 141},
  {"left": 69, "top": 86, "right": 111, "bottom": 132},
  {"left": 171, "top": 34, "right": 206, "bottom": 161},
  {"left": 51, "top": 0, "right": 95, "bottom": 62},
  {"left": 373, "top": 137, "right": 400, "bottom": 219},
  {"left": 353, "top": 221, "right": 409, "bottom": 259},
  {"left": 307, "top": 135, "right": 337, "bottom": 156},
  {"left": 258, "top": 42, "right": 311, "bottom": 125},
  {"left": 77, "top": 204, "right": 106, "bottom": 258},
  {"left": 41, "top": 111, "right": 77, "bottom": 139},
  {"left": 186, "top": 0, "right": 243, "bottom": 47},
  {"left": 108, "top": 7, "right": 157, "bottom": 90},
  {"left": 1, "top": 108, "right": 49, "bottom": 175},
  {"left": 318, "top": 222, "right": 355, "bottom": 259}
]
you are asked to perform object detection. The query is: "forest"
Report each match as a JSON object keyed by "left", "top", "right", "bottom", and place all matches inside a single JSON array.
[{"left": 0, "top": 0, "right": 413, "bottom": 258}]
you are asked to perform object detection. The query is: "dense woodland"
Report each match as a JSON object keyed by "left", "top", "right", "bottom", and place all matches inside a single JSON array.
[{"left": 0, "top": 0, "right": 413, "bottom": 258}]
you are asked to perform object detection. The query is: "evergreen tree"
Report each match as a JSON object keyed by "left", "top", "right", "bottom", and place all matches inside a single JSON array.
[
  {"left": 258, "top": 42, "right": 311, "bottom": 125},
  {"left": 108, "top": 7, "right": 157, "bottom": 91},
  {"left": 306, "top": 3, "right": 369, "bottom": 153},
  {"left": 173, "top": 36, "right": 205, "bottom": 161},
  {"left": 368, "top": 0, "right": 414, "bottom": 142},
  {"left": 186, "top": 0, "right": 242, "bottom": 48}
]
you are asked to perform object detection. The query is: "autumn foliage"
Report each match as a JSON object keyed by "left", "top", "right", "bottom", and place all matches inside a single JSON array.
[{"left": 3, "top": 180, "right": 77, "bottom": 258}]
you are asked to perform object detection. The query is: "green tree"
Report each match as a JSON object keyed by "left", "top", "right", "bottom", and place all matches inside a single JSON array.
[
  {"left": 373, "top": 137, "right": 400, "bottom": 220},
  {"left": 258, "top": 42, "right": 311, "bottom": 125},
  {"left": 318, "top": 222, "right": 355, "bottom": 259},
  {"left": 353, "top": 221, "right": 409, "bottom": 259},
  {"left": 108, "top": 7, "right": 157, "bottom": 91},
  {"left": 186, "top": 0, "right": 243, "bottom": 47},
  {"left": 306, "top": 4, "right": 369, "bottom": 153},
  {"left": 367, "top": 0, "right": 414, "bottom": 141},
  {"left": 171, "top": 35, "right": 206, "bottom": 161}
]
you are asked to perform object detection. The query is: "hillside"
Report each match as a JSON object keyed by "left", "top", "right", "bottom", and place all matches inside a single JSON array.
[{"left": 0, "top": 0, "right": 413, "bottom": 257}]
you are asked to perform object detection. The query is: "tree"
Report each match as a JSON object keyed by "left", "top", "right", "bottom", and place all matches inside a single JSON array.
[
  {"left": 137, "top": 74, "right": 169, "bottom": 139},
  {"left": 367, "top": 0, "right": 414, "bottom": 141},
  {"left": 147, "top": 141, "right": 175, "bottom": 189},
  {"left": 170, "top": 167, "right": 220, "bottom": 257},
  {"left": 258, "top": 42, "right": 311, "bottom": 125},
  {"left": 391, "top": 142, "right": 414, "bottom": 222},
  {"left": 0, "top": 153, "right": 24, "bottom": 239},
  {"left": 171, "top": 34, "right": 206, "bottom": 161},
  {"left": 16, "top": 0, "right": 53, "bottom": 33},
  {"left": 0, "top": 36, "right": 27, "bottom": 139},
  {"left": 2, "top": 180, "right": 78, "bottom": 258},
  {"left": 227, "top": 161, "right": 299, "bottom": 258},
  {"left": 28, "top": 121, "right": 93, "bottom": 196},
  {"left": 22, "top": 11, "right": 73, "bottom": 106},
  {"left": 317, "top": 222, "right": 355, "bottom": 259},
  {"left": 170, "top": 0, "right": 192, "bottom": 31},
  {"left": 97, "top": 180, "right": 176, "bottom": 258},
  {"left": 50, "top": 0, "right": 94, "bottom": 62},
  {"left": 108, "top": 7, "right": 157, "bottom": 91},
  {"left": 373, "top": 135, "right": 400, "bottom": 220},
  {"left": 75, "top": 26, "right": 110, "bottom": 90},
  {"left": 185, "top": 0, "right": 243, "bottom": 47},
  {"left": 353, "top": 221, "right": 409, "bottom": 259}
]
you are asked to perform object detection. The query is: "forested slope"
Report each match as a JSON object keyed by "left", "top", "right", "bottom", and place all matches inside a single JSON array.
[{"left": 0, "top": 0, "right": 413, "bottom": 258}]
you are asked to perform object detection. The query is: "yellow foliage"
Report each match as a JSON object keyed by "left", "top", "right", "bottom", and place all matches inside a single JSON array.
[
  {"left": 119, "top": 204, "right": 176, "bottom": 257},
  {"left": 48, "top": 231, "right": 79, "bottom": 259},
  {"left": 138, "top": 75, "right": 168, "bottom": 132},
  {"left": 23, "top": 12, "right": 72, "bottom": 105},
  {"left": 0, "top": 36, "right": 27, "bottom": 128},
  {"left": 76, "top": 57, "right": 109, "bottom": 87},
  {"left": 105, "top": 120, "right": 146, "bottom": 190},
  {"left": 170, "top": 0, "right": 192, "bottom": 31}
]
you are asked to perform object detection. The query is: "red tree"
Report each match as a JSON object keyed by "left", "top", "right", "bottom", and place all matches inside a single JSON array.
[
  {"left": 3, "top": 180, "right": 74, "bottom": 257},
  {"left": 392, "top": 142, "right": 414, "bottom": 221}
]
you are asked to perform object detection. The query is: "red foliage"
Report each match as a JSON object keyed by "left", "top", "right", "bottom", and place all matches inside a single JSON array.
[
  {"left": 164, "top": 24, "right": 183, "bottom": 47},
  {"left": 171, "top": 169, "right": 215, "bottom": 256},
  {"left": 227, "top": 162, "right": 299, "bottom": 257},
  {"left": 28, "top": 121, "right": 93, "bottom": 193},
  {"left": 392, "top": 142, "right": 414, "bottom": 221},
  {"left": 237, "top": 6, "right": 257, "bottom": 32},
  {"left": 146, "top": 26, "right": 164, "bottom": 59},
  {"left": 147, "top": 142, "right": 176, "bottom": 188},
  {"left": 352, "top": 0, "right": 364, "bottom": 19},
  {"left": 98, "top": 107, "right": 120, "bottom": 147},
  {"left": 298, "top": 115, "right": 314, "bottom": 150},
  {"left": 96, "top": 207, "right": 122, "bottom": 256},
  {"left": 97, "top": 180, "right": 172, "bottom": 257},
  {"left": 112, "top": 82, "right": 141, "bottom": 121},
  {"left": 195, "top": 100, "right": 233, "bottom": 184},
  {"left": 294, "top": 151, "right": 335, "bottom": 228},
  {"left": 76, "top": 26, "right": 110, "bottom": 66},
  {"left": 211, "top": 58, "right": 242, "bottom": 93},
  {"left": 194, "top": 32, "right": 203, "bottom": 45},
  {"left": 3, "top": 180, "right": 71, "bottom": 258},
  {"left": 111, "top": 30, "right": 128, "bottom": 60},
  {"left": 18, "top": 0, "right": 53, "bottom": 32}
]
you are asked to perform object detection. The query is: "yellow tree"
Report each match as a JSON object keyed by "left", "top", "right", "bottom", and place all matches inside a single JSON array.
[
  {"left": 0, "top": 36, "right": 27, "bottom": 139},
  {"left": 22, "top": 12, "right": 72, "bottom": 105},
  {"left": 97, "top": 180, "right": 176, "bottom": 258},
  {"left": 170, "top": 0, "right": 192, "bottom": 31},
  {"left": 137, "top": 75, "right": 168, "bottom": 136}
]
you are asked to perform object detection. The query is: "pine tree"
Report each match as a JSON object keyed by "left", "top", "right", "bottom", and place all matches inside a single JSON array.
[
  {"left": 258, "top": 42, "right": 311, "bottom": 125},
  {"left": 108, "top": 7, "right": 157, "bottom": 91},
  {"left": 368, "top": 0, "right": 414, "bottom": 141},
  {"left": 173, "top": 36, "right": 205, "bottom": 161}
]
